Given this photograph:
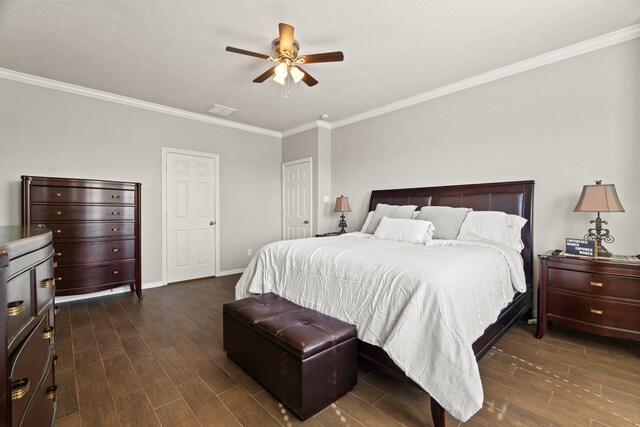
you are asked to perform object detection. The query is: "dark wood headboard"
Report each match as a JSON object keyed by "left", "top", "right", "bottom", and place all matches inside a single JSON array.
[{"left": 369, "top": 180, "right": 535, "bottom": 288}]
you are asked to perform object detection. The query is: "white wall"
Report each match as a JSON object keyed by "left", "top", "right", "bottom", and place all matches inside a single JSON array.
[
  {"left": 332, "top": 39, "right": 640, "bottom": 266},
  {"left": 0, "top": 79, "right": 282, "bottom": 284}
]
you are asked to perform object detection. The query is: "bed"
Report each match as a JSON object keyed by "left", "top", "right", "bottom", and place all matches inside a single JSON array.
[{"left": 236, "top": 180, "right": 534, "bottom": 426}]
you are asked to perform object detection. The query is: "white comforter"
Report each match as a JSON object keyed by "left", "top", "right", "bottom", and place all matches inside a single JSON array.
[{"left": 235, "top": 232, "right": 526, "bottom": 421}]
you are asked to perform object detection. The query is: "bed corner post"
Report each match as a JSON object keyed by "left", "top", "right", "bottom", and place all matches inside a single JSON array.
[{"left": 430, "top": 397, "right": 446, "bottom": 427}]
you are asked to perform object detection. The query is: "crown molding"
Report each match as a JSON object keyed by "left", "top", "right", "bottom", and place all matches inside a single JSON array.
[
  {"left": 281, "top": 120, "right": 333, "bottom": 137},
  {"left": 0, "top": 67, "right": 282, "bottom": 138},
  {"left": 330, "top": 24, "right": 640, "bottom": 130}
]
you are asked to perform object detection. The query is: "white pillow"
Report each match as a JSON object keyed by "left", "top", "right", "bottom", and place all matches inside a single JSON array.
[
  {"left": 365, "top": 204, "right": 418, "bottom": 234},
  {"left": 411, "top": 210, "right": 420, "bottom": 219},
  {"left": 373, "top": 217, "right": 435, "bottom": 244},
  {"left": 360, "top": 211, "right": 375, "bottom": 233},
  {"left": 457, "top": 211, "right": 527, "bottom": 252}
]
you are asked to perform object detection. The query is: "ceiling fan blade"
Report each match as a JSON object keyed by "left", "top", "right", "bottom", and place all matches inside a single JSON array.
[
  {"left": 226, "top": 46, "right": 271, "bottom": 60},
  {"left": 298, "top": 51, "right": 344, "bottom": 64},
  {"left": 279, "top": 23, "right": 295, "bottom": 54},
  {"left": 295, "top": 66, "right": 318, "bottom": 87},
  {"left": 253, "top": 66, "right": 277, "bottom": 83}
]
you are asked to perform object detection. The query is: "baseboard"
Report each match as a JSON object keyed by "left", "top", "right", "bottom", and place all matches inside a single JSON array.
[
  {"left": 54, "top": 281, "right": 166, "bottom": 303},
  {"left": 218, "top": 268, "right": 246, "bottom": 276}
]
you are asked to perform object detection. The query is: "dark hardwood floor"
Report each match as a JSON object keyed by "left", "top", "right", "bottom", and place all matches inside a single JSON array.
[{"left": 54, "top": 275, "right": 640, "bottom": 426}]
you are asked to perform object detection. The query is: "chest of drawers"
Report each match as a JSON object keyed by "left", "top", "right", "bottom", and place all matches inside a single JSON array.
[
  {"left": 536, "top": 252, "right": 640, "bottom": 340},
  {"left": 1, "top": 226, "right": 56, "bottom": 426},
  {"left": 22, "top": 176, "right": 142, "bottom": 298}
]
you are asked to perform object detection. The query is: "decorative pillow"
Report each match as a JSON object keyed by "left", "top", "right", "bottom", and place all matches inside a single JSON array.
[
  {"left": 457, "top": 211, "right": 527, "bottom": 252},
  {"left": 373, "top": 217, "right": 435, "bottom": 244},
  {"left": 365, "top": 204, "right": 418, "bottom": 234},
  {"left": 360, "top": 211, "right": 375, "bottom": 233},
  {"left": 415, "top": 206, "right": 471, "bottom": 240}
]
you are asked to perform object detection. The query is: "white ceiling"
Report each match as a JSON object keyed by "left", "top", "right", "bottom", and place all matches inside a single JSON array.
[{"left": 0, "top": 1, "right": 638, "bottom": 132}]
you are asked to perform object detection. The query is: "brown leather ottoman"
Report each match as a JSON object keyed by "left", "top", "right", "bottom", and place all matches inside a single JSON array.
[{"left": 223, "top": 293, "right": 357, "bottom": 420}]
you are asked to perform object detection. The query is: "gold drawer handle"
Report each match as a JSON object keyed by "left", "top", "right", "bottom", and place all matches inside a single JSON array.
[
  {"left": 37, "top": 224, "right": 46, "bottom": 228},
  {"left": 112, "top": 248, "right": 119, "bottom": 253},
  {"left": 7, "top": 300, "right": 25, "bottom": 317},
  {"left": 111, "top": 211, "right": 121, "bottom": 215},
  {"left": 11, "top": 379, "right": 30, "bottom": 400},
  {"left": 112, "top": 195, "right": 120, "bottom": 199},
  {"left": 590, "top": 308, "right": 604, "bottom": 315},
  {"left": 56, "top": 277, "right": 62, "bottom": 281},
  {"left": 43, "top": 326, "right": 54, "bottom": 340},
  {"left": 53, "top": 355, "right": 59, "bottom": 365},
  {"left": 41, "top": 278, "right": 55, "bottom": 288},
  {"left": 53, "top": 211, "right": 62, "bottom": 215},
  {"left": 589, "top": 281, "right": 603, "bottom": 287},
  {"left": 53, "top": 192, "right": 62, "bottom": 197},
  {"left": 113, "top": 270, "right": 119, "bottom": 275},
  {"left": 46, "top": 385, "right": 57, "bottom": 401},
  {"left": 112, "top": 227, "right": 120, "bottom": 232},
  {"left": 54, "top": 229, "right": 62, "bottom": 234},
  {"left": 54, "top": 305, "right": 60, "bottom": 315},
  {"left": 55, "top": 252, "right": 62, "bottom": 256}
]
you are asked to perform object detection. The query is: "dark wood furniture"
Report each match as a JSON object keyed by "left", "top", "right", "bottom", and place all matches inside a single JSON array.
[
  {"left": 536, "top": 251, "right": 639, "bottom": 340},
  {"left": 223, "top": 293, "right": 358, "bottom": 420},
  {"left": 315, "top": 232, "right": 340, "bottom": 237},
  {"left": 1, "top": 226, "right": 57, "bottom": 426},
  {"left": 22, "top": 176, "right": 142, "bottom": 298},
  {"left": 358, "top": 180, "right": 534, "bottom": 427}
]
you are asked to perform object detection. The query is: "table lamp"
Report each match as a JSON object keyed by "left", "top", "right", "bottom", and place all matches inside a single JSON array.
[
  {"left": 334, "top": 196, "right": 352, "bottom": 234},
  {"left": 573, "top": 180, "right": 625, "bottom": 257}
]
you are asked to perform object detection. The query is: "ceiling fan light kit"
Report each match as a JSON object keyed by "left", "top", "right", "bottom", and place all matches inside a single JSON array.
[{"left": 226, "top": 23, "right": 344, "bottom": 91}]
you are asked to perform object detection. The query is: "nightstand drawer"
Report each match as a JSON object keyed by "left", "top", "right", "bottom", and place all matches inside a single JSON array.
[
  {"left": 548, "top": 268, "right": 639, "bottom": 301},
  {"left": 548, "top": 291, "right": 640, "bottom": 332}
]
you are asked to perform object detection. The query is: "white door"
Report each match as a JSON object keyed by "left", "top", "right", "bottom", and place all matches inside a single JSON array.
[
  {"left": 167, "top": 152, "right": 217, "bottom": 282},
  {"left": 282, "top": 158, "right": 312, "bottom": 239}
]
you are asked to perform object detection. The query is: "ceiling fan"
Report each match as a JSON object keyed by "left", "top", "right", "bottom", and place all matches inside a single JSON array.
[{"left": 226, "top": 23, "right": 344, "bottom": 87}]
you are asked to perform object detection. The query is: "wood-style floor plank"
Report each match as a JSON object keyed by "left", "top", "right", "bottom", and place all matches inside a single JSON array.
[{"left": 53, "top": 275, "right": 640, "bottom": 427}]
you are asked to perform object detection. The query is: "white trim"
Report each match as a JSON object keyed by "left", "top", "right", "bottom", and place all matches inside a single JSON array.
[
  {"left": 0, "top": 67, "right": 281, "bottom": 138},
  {"left": 218, "top": 268, "right": 246, "bottom": 276},
  {"left": 278, "top": 24, "right": 640, "bottom": 135},
  {"left": 55, "top": 281, "right": 166, "bottom": 303},
  {"left": 282, "top": 157, "right": 313, "bottom": 240},
  {"left": 161, "top": 147, "right": 221, "bottom": 285}
]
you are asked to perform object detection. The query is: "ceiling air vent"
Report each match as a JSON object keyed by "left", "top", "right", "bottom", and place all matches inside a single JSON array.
[{"left": 208, "top": 104, "right": 238, "bottom": 116}]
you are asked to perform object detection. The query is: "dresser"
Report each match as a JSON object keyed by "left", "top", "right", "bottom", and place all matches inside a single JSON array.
[
  {"left": 1, "top": 226, "right": 57, "bottom": 426},
  {"left": 22, "top": 176, "right": 142, "bottom": 298},
  {"left": 537, "top": 251, "right": 640, "bottom": 340}
]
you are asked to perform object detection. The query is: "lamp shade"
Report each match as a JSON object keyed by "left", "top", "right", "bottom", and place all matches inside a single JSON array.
[
  {"left": 334, "top": 196, "right": 351, "bottom": 213},
  {"left": 574, "top": 182, "right": 625, "bottom": 213}
]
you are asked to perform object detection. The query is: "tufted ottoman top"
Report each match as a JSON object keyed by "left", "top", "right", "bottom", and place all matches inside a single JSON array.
[{"left": 223, "top": 293, "right": 356, "bottom": 359}]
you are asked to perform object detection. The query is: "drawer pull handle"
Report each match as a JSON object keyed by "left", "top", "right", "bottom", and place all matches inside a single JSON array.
[
  {"left": 41, "top": 278, "right": 55, "bottom": 288},
  {"left": 7, "top": 300, "right": 25, "bottom": 317},
  {"left": 53, "top": 355, "right": 59, "bottom": 364},
  {"left": 53, "top": 211, "right": 62, "bottom": 215},
  {"left": 46, "top": 385, "right": 57, "bottom": 401},
  {"left": 53, "top": 192, "right": 62, "bottom": 197},
  {"left": 112, "top": 211, "right": 121, "bottom": 215},
  {"left": 112, "top": 227, "right": 120, "bottom": 232},
  {"left": 11, "top": 379, "right": 30, "bottom": 400},
  {"left": 112, "top": 248, "right": 119, "bottom": 253},
  {"left": 54, "top": 229, "right": 62, "bottom": 234},
  {"left": 55, "top": 252, "right": 62, "bottom": 256},
  {"left": 56, "top": 277, "right": 62, "bottom": 281},
  {"left": 112, "top": 195, "right": 120, "bottom": 199},
  {"left": 54, "top": 305, "right": 60, "bottom": 315},
  {"left": 42, "top": 326, "right": 54, "bottom": 340},
  {"left": 589, "top": 281, "right": 603, "bottom": 287},
  {"left": 37, "top": 224, "right": 46, "bottom": 228},
  {"left": 113, "top": 270, "right": 119, "bottom": 275},
  {"left": 590, "top": 308, "right": 604, "bottom": 315}
]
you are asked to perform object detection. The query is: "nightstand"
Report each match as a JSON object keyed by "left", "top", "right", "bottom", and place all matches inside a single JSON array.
[
  {"left": 315, "top": 232, "right": 341, "bottom": 237},
  {"left": 536, "top": 251, "right": 640, "bottom": 340}
]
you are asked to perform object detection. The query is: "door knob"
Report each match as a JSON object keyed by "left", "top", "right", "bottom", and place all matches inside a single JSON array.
[
  {"left": 303, "top": 220, "right": 309, "bottom": 224},
  {"left": 210, "top": 221, "right": 215, "bottom": 225}
]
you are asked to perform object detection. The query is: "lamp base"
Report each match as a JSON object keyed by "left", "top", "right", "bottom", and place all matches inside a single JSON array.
[
  {"left": 338, "top": 214, "right": 347, "bottom": 234},
  {"left": 596, "top": 242, "right": 612, "bottom": 257}
]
